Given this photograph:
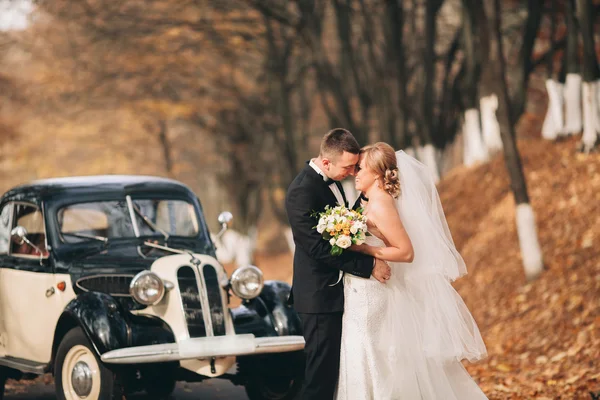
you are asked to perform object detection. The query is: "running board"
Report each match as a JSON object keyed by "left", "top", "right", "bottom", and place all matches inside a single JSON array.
[{"left": 0, "top": 356, "right": 46, "bottom": 374}]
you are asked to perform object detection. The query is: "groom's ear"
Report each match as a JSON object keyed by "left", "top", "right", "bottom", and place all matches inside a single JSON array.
[{"left": 321, "top": 158, "right": 331, "bottom": 170}]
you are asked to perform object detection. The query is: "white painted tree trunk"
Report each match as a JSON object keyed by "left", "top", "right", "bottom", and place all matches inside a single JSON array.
[
  {"left": 563, "top": 74, "right": 583, "bottom": 135},
  {"left": 284, "top": 227, "right": 295, "bottom": 254},
  {"left": 211, "top": 229, "right": 256, "bottom": 267},
  {"left": 542, "top": 79, "right": 564, "bottom": 140},
  {"left": 541, "top": 106, "right": 557, "bottom": 140},
  {"left": 211, "top": 232, "right": 234, "bottom": 264},
  {"left": 416, "top": 145, "right": 425, "bottom": 163},
  {"left": 421, "top": 144, "right": 440, "bottom": 183},
  {"left": 462, "top": 108, "right": 488, "bottom": 166},
  {"left": 516, "top": 203, "right": 544, "bottom": 281},
  {"left": 480, "top": 94, "right": 503, "bottom": 153},
  {"left": 404, "top": 146, "right": 417, "bottom": 159},
  {"left": 581, "top": 80, "right": 599, "bottom": 152}
]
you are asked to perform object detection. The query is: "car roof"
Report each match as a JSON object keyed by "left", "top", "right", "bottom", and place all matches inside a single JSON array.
[{"left": 1, "top": 175, "right": 195, "bottom": 204}]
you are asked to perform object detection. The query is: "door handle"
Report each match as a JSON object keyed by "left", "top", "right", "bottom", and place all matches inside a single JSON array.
[{"left": 46, "top": 287, "right": 55, "bottom": 297}]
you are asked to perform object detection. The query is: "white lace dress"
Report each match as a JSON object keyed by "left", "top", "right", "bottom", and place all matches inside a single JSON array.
[{"left": 335, "top": 234, "right": 488, "bottom": 400}]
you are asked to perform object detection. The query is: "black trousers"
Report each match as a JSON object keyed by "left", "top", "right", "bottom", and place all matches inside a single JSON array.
[{"left": 298, "top": 312, "right": 343, "bottom": 400}]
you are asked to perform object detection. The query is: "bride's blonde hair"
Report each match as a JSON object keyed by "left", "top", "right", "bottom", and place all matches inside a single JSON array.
[{"left": 360, "top": 142, "right": 400, "bottom": 198}]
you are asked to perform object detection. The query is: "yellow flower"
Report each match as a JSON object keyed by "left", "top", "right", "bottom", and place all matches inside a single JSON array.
[
  {"left": 335, "top": 224, "right": 343, "bottom": 232},
  {"left": 343, "top": 229, "right": 350, "bottom": 236}
]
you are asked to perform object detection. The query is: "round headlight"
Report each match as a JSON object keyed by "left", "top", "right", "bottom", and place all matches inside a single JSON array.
[
  {"left": 230, "top": 265, "right": 264, "bottom": 300},
  {"left": 130, "top": 271, "right": 165, "bottom": 305}
]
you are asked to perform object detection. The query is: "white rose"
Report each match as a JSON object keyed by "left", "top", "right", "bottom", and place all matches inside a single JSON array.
[
  {"left": 350, "top": 224, "right": 359, "bottom": 235},
  {"left": 317, "top": 223, "right": 326, "bottom": 234},
  {"left": 329, "top": 238, "right": 336, "bottom": 246},
  {"left": 335, "top": 235, "right": 352, "bottom": 249},
  {"left": 327, "top": 223, "right": 335, "bottom": 231}
]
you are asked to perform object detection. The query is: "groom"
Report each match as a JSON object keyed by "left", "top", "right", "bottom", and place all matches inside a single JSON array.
[{"left": 285, "top": 128, "right": 391, "bottom": 399}]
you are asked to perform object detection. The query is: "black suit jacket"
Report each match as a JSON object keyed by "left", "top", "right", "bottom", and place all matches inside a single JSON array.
[{"left": 285, "top": 164, "right": 374, "bottom": 313}]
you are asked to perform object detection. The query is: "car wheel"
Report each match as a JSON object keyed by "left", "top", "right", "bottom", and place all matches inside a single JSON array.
[
  {"left": 244, "top": 375, "right": 303, "bottom": 400},
  {"left": 54, "top": 327, "right": 119, "bottom": 400}
]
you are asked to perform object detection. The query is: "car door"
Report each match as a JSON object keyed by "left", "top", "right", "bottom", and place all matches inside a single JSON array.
[
  {"left": 0, "top": 202, "right": 75, "bottom": 363},
  {"left": 0, "top": 202, "right": 12, "bottom": 357}
]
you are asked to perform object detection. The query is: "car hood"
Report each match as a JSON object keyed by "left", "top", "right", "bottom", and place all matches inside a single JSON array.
[{"left": 55, "top": 250, "right": 159, "bottom": 277}]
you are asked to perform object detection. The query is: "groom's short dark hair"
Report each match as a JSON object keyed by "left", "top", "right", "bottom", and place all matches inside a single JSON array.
[{"left": 320, "top": 128, "right": 361, "bottom": 159}]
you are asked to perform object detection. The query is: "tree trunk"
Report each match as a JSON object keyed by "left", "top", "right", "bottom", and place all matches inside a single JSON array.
[
  {"left": 462, "top": 109, "right": 488, "bottom": 166},
  {"left": 461, "top": 0, "right": 488, "bottom": 165},
  {"left": 511, "top": 0, "right": 543, "bottom": 121},
  {"left": 480, "top": 94, "right": 503, "bottom": 152},
  {"left": 157, "top": 119, "right": 173, "bottom": 177},
  {"left": 284, "top": 227, "right": 295, "bottom": 254},
  {"left": 422, "top": 0, "right": 437, "bottom": 147},
  {"left": 475, "top": 1, "right": 502, "bottom": 154},
  {"left": 387, "top": 0, "right": 408, "bottom": 149},
  {"left": 422, "top": 143, "right": 440, "bottom": 183},
  {"left": 562, "top": 0, "right": 582, "bottom": 135},
  {"left": 420, "top": 0, "right": 441, "bottom": 177},
  {"left": 542, "top": 78, "right": 564, "bottom": 140},
  {"left": 576, "top": 0, "right": 600, "bottom": 151},
  {"left": 542, "top": 0, "right": 566, "bottom": 140},
  {"left": 492, "top": 0, "right": 544, "bottom": 281}
]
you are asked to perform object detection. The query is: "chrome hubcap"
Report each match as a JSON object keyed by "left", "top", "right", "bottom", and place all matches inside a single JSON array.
[{"left": 71, "top": 361, "right": 93, "bottom": 397}]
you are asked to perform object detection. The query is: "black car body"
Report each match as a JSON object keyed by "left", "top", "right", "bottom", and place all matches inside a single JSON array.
[{"left": 0, "top": 176, "right": 304, "bottom": 400}]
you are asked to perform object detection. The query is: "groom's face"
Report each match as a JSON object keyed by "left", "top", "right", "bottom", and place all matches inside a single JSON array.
[{"left": 323, "top": 151, "right": 360, "bottom": 181}]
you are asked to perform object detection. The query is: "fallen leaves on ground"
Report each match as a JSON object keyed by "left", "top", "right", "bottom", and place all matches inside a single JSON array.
[{"left": 437, "top": 137, "right": 600, "bottom": 399}]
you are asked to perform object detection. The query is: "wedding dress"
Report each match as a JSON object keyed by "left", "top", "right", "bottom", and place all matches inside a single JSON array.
[{"left": 335, "top": 151, "right": 488, "bottom": 400}]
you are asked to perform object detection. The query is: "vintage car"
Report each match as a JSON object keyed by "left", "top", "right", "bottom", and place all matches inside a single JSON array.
[{"left": 0, "top": 176, "right": 304, "bottom": 400}]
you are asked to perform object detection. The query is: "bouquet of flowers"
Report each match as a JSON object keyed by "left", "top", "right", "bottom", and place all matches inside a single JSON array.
[{"left": 312, "top": 205, "right": 368, "bottom": 256}]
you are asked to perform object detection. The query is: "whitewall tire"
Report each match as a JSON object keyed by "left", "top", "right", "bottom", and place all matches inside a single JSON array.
[{"left": 54, "top": 327, "right": 118, "bottom": 400}]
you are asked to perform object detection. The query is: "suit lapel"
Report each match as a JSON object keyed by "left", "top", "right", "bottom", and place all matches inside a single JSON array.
[{"left": 304, "top": 164, "right": 339, "bottom": 207}]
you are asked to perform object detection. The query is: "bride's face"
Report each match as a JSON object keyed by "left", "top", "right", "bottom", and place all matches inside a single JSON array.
[{"left": 354, "top": 155, "right": 379, "bottom": 192}]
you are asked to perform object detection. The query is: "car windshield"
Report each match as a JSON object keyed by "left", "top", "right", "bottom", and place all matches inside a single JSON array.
[{"left": 58, "top": 199, "right": 199, "bottom": 243}]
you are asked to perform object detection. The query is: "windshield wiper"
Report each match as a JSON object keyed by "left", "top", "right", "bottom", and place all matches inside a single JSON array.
[
  {"left": 62, "top": 232, "right": 108, "bottom": 243},
  {"left": 130, "top": 202, "right": 170, "bottom": 241}
]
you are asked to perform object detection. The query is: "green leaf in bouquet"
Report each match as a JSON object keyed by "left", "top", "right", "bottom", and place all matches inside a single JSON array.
[
  {"left": 330, "top": 245, "right": 343, "bottom": 256},
  {"left": 323, "top": 231, "right": 332, "bottom": 240}
]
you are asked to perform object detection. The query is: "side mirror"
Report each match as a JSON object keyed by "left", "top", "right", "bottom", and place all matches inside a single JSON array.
[
  {"left": 11, "top": 226, "right": 45, "bottom": 264},
  {"left": 11, "top": 226, "right": 29, "bottom": 245},
  {"left": 216, "top": 211, "right": 233, "bottom": 239}
]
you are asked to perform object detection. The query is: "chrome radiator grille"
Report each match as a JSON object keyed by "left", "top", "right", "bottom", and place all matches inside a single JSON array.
[
  {"left": 203, "top": 264, "right": 226, "bottom": 336},
  {"left": 177, "top": 263, "right": 227, "bottom": 338},
  {"left": 76, "top": 275, "right": 133, "bottom": 296},
  {"left": 177, "top": 266, "right": 206, "bottom": 338}
]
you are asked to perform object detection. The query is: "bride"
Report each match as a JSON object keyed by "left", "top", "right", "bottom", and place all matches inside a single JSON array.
[{"left": 335, "top": 142, "right": 488, "bottom": 399}]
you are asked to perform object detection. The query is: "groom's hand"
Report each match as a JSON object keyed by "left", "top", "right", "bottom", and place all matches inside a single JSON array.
[{"left": 372, "top": 258, "right": 391, "bottom": 283}]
